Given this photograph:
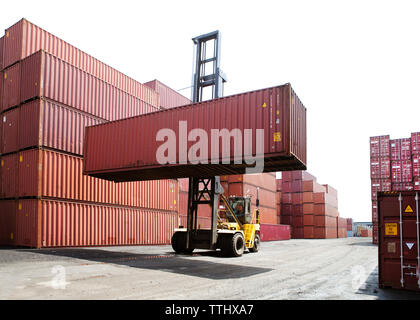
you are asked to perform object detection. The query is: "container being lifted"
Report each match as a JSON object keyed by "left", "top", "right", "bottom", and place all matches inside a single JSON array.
[{"left": 83, "top": 83, "right": 307, "bottom": 181}]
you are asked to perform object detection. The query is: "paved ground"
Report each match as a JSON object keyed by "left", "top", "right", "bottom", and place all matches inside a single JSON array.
[{"left": 0, "top": 237, "right": 419, "bottom": 300}]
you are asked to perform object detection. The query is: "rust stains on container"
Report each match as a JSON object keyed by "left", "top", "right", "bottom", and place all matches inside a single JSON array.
[
  {"left": 3, "top": 19, "right": 159, "bottom": 107},
  {"left": 20, "top": 51, "right": 159, "bottom": 121},
  {"left": 84, "top": 84, "right": 307, "bottom": 181},
  {"left": 378, "top": 191, "right": 420, "bottom": 292},
  {"left": 144, "top": 79, "right": 191, "bottom": 110}
]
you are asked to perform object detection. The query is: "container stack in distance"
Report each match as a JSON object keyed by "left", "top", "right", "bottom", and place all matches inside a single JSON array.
[
  {"left": 0, "top": 18, "right": 191, "bottom": 248},
  {"left": 346, "top": 218, "right": 353, "bottom": 237},
  {"left": 177, "top": 173, "right": 291, "bottom": 242},
  {"left": 370, "top": 133, "right": 420, "bottom": 244},
  {"left": 277, "top": 170, "right": 347, "bottom": 239}
]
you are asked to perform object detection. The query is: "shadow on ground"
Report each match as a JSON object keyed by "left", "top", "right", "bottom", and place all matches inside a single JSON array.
[
  {"left": 349, "top": 241, "right": 377, "bottom": 247},
  {"left": 20, "top": 248, "right": 273, "bottom": 281},
  {"left": 356, "top": 267, "right": 420, "bottom": 300}
]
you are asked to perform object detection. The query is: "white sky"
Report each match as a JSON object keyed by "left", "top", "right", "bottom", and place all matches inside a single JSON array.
[{"left": 2, "top": 0, "right": 420, "bottom": 222}]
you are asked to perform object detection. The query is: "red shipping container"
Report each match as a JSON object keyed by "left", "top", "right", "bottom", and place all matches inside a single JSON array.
[
  {"left": 291, "top": 180, "right": 302, "bottom": 193},
  {"left": 228, "top": 182, "right": 276, "bottom": 209},
  {"left": 401, "top": 138, "right": 412, "bottom": 160},
  {"left": 291, "top": 170, "right": 316, "bottom": 182},
  {"left": 281, "top": 204, "right": 293, "bottom": 215},
  {"left": 391, "top": 160, "right": 412, "bottom": 183},
  {"left": 303, "top": 192, "right": 314, "bottom": 203},
  {"left": 314, "top": 227, "right": 337, "bottom": 239},
  {"left": 20, "top": 51, "right": 158, "bottom": 121},
  {"left": 1, "top": 108, "right": 19, "bottom": 154},
  {"left": 179, "top": 215, "right": 211, "bottom": 230},
  {"left": 411, "top": 132, "right": 420, "bottom": 155},
  {"left": 412, "top": 154, "right": 420, "bottom": 177},
  {"left": 260, "top": 224, "right": 290, "bottom": 241},
  {"left": 304, "top": 226, "right": 314, "bottom": 239},
  {"left": 0, "top": 153, "right": 18, "bottom": 198},
  {"left": 13, "top": 149, "right": 178, "bottom": 211},
  {"left": 292, "top": 204, "right": 303, "bottom": 216},
  {"left": 84, "top": 84, "right": 307, "bottom": 181},
  {"left": 370, "top": 135, "right": 390, "bottom": 158},
  {"left": 292, "top": 192, "right": 303, "bottom": 204},
  {"left": 371, "top": 157, "right": 391, "bottom": 179},
  {"left": 314, "top": 203, "right": 339, "bottom": 217},
  {"left": 281, "top": 215, "right": 293, "bottom": 225},
  {"left": 282, "top": 182, "right": 293, "bottom": 193},
  {"left": 371, "top": 179, "right": 391, "bottom": 201},
  {"left": 2, "top": 63, "right": 20, "bottom": 111},
  {"left": 292, "top": 215, "right": 303, "bottom": 227},
  {"left": 144, "top": 79, "right": 191, "bottom": 110},
  {"left": 276, "top": 179, "right": 282, "bottom": 192},
  {"left": 7, "top": 199, "right": 179, "bottom": 248},
  {"left": 18, "top": 99, "right": 106, "bottom": 156},
  {"left": 0, "top": 36, "right": 4, "bottom": 70},
  {"left": 313, "top": 192, "right": 339, "bottom": 208},
  {"left": 302, "top": 180, "right": 326, "bottom": 193},
  {"left": 0, "top": 200, "right": 16, "bottom": 246},
  {"left": 227, "top": 173, "right": 277, "bottom": 192},
  {"left": 372, "top": 200, "right": 378, "bottom": 222},
  {"left": 303, "top": 203, "right": 314, "bottom": 214},
  {"left": 304, "top": 214, "right": 315, "bottom": 226},
  {"left": 282, "top": 192, "right": 293, "bottom": 204},
  {"left": 259, "top": 207, "right": 278, "bottom": 225},
  {"left": 3, "top": 19, "right": 159, "bottom": 107},
  {"left": 392, "top": 183, "right": 414, "bottom": 192},
  {"left": 282, "top": 172, "right": 293, "bottom": 182},
  {"left": 292, "top": 226, "right": 304, "bottom": 239},
  {"left": 315, "top": 215, "right": 338, "bottom": 228},
  {"left": 414, "top": 177, "right": 420, "bottom": 191}
]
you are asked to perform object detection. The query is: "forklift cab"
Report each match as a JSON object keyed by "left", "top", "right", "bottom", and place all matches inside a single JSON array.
[{"left": 228, "top": 196, "right": 253, "bottom": 224}]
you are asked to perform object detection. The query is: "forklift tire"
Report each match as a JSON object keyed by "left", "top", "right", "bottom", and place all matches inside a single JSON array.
[
  {"left": 221, "top": 233, "right": 245, "bottom": 257},
  {"left": 171, "top": 232, "right": 194, "bottom": 254},
  {"left": 249, "top": 234, "right": 260, "bottom": 253}
]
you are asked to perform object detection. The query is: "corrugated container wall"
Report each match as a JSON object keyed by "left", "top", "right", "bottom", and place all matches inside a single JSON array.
[
  {"left": 84, "top": 84, "right": 307, "bottom": 181},
  {"left": 0, "top": 36, "right": 4, "bottom": 70},
  {"left": 0, "top": 199, "right": 178, "bottom": 248},
  {"left": 3, "top": 19, "right": 159, "bottom": 107},
  {"left": 144, "top": 79, "right": 191, "bottom": 110},
  {"left": 19, "top": 51, "right": 158, "bottom": 121}
]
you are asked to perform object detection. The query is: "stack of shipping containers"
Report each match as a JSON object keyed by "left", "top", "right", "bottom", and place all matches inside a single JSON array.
[
  {"left": 370, "top": 133, "right": 420, "bottom": 244},
  {"left": 0, "top": 19, "right": 185, "bottom": 248},
  {"left": 278, "top": 170, "right": 346, "bottom": 239}
]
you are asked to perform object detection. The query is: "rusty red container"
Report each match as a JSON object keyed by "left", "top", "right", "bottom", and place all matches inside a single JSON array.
[
  {"left": 226, "top": 173, "right": 277, "bottom": 191},
  {"left": 413, "top": 154, "right": 420, "bottom": 177},
  {"left": 2, "top": 63, "right": 20, "bottom": 111},
  {"left": 390, "top": 138, "right": 411, "bottom": 161},
  {"left": 291, "top": 226, "right": 304, "bottom": 239},
  {"left": 260, "top": 224, "right": 290, "bottom": 241},
  {"left": 19, "top": 51, "right": 158, "bottom": 121},
  {"left": 392, "top": 183, "right": 414, "bottom": 192},
  {"left": 291, "top": 170, "right": 316, "bottom": 181},
  {"left": 282, "top": 182, "right": 292, "bottom": 193},
  {"left": 1, "top": 199, "right": 178, "bottom": 248},
  {"left": 84, "top": 84, "right": 307, "bottom": 181},
  {"left": 291, "top": 180, "right": 302, "bottom": 193},
  {"left": 144, "top": 79, "right": 191, "bottom": 110},
  {"left": 378, "top": 191, "right": 420, "bottom": 291},
  {"left": 228, "top": 181, "right": 276, "bottom": 209},
  {"left": 292, "top": 204, "right": 303, "bottom": 216},
  {"left": 3, "top": 19, "right": 159, "bottom": 107},
  {"left": 411, "top": 132, "right": 420, "bottom": 155},
  {"left": 414, "top": 177, "right": 420, "bottom": 191},
  {"left": 281, "top": 204, "right": 293, "bottom": 215}
]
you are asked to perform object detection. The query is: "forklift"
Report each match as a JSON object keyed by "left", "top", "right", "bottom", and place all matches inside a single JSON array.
[{"left": 171, "top": 31, "right": 261, "bottom": 257}]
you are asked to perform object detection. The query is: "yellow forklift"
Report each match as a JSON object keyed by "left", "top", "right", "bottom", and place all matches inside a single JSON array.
[{"left": 171, "top": 178, "right": 261, "bottom": 257}]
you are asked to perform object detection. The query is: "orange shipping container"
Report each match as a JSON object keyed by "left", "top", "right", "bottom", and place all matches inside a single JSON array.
[
  {"left": 2, "top": 199, "right": 178, "bottom": 248},
  {"left": 313, "top": 192, "right": 338, "bottom": 208},
  {"left": 302, "top": 180, "right": 326, "bottom": 193},
  {"left": 1, "top": 149, "right": 178, "bottom": 211},
  {"left": 303, "top": 214, "right": 315, "bottom": 226},
  {"left": 226, "top": 173, "right": 276, "bottom": 192},
  {"left": 314, "top": 227, "right": 337, "bottom": 239},
  {"left": 304, "top": 226, "right": 315, "bottom": 239},
  {"left": 314, "top": 203, "right": 339, "bottom": 217}
]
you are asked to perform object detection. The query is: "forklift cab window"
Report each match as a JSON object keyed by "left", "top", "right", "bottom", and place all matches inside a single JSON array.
[{"left": 229, "top": 197, "right": 252, "bottom": 224}]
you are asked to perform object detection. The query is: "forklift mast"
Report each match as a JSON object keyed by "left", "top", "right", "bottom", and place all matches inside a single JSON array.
[{"left": 185, "top": 31, "right": 227, "bottom": 251}]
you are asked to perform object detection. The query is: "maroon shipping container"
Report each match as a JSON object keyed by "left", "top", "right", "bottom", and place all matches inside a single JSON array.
[
  {"left": 371, "top": 179, "right": 392, "bottom": 201},
  {"left": 260, "top": 224, "right": 291, "bottom": 241},
  {"left": 0, "top": 199, "right": 178, "bottom": 248},
  {"left": 378, "top": 192, "right": 420, "bottom": 291},
  {"left": 0, "top": 153, "right": 18, "bottom": 198},
  {"left": 292, "top": 226, "right": 304, "bottom": 239},
  {"left": 413, "top": 154, "right": 420, "bottom": 177},
  {"left": 370, "top": 135, "right": 390, "bottom": 158},
  {"left": 391, "top": 160, "right": 412, "bottom": 183},
  {"left": 226, "top": 173, "right": 277, "bottom": 192},
  {"left": 3, "top": 19, "right": 159, "bottom": 107},
  {"left": 84, "top": 84, "right": 307, "bottom": 181},
  {"left": 0, "top": 36, "right": 4, "bottom": 70},
  {"left": 2, "top": 63, "right": 20, "bottom": 111},
  {"left": 372, "top": 201, "right": 378, "bottom": 222},
  {"left": 281, "top": 204, "right": 293, "bottom": 216},
  {"left": 392, "top": 183, "right": 414, "bottom": 192},
  {"left": 0, "top": 200, "right": 16, "bottom": 246},
  {"left": 414, "top": 177, "right": 420, "bottom": 191},
  {"left": 411, "top": 132, "right": 420, "bottom": 155},
  {"left": 390, "top": 138, "right": 411, "bottom": 161},
  {"left": 19, "top": 51, "right": 158, "bottom": 121},
  {"left": 1, "top": 108, "right": 19, "bottom": 154},
  {"left": 370, "top": 157, "right": 391, "bottom": 179},
  {"left": 291, "top": 180, "right": 303, "bottom": 193},
  {"left": 291, "top": 170, "right": 316, "bottom": 182},
  {"left": 144, "top": 79, "right": 191, "bottom": 110},
  {"left": 282, "top": 182, "right": 292, "bottom": 193}
]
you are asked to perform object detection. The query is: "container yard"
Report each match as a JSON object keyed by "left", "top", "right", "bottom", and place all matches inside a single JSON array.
[{"left": 1, "top": 0, "right": 420, "bottom": 304}]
